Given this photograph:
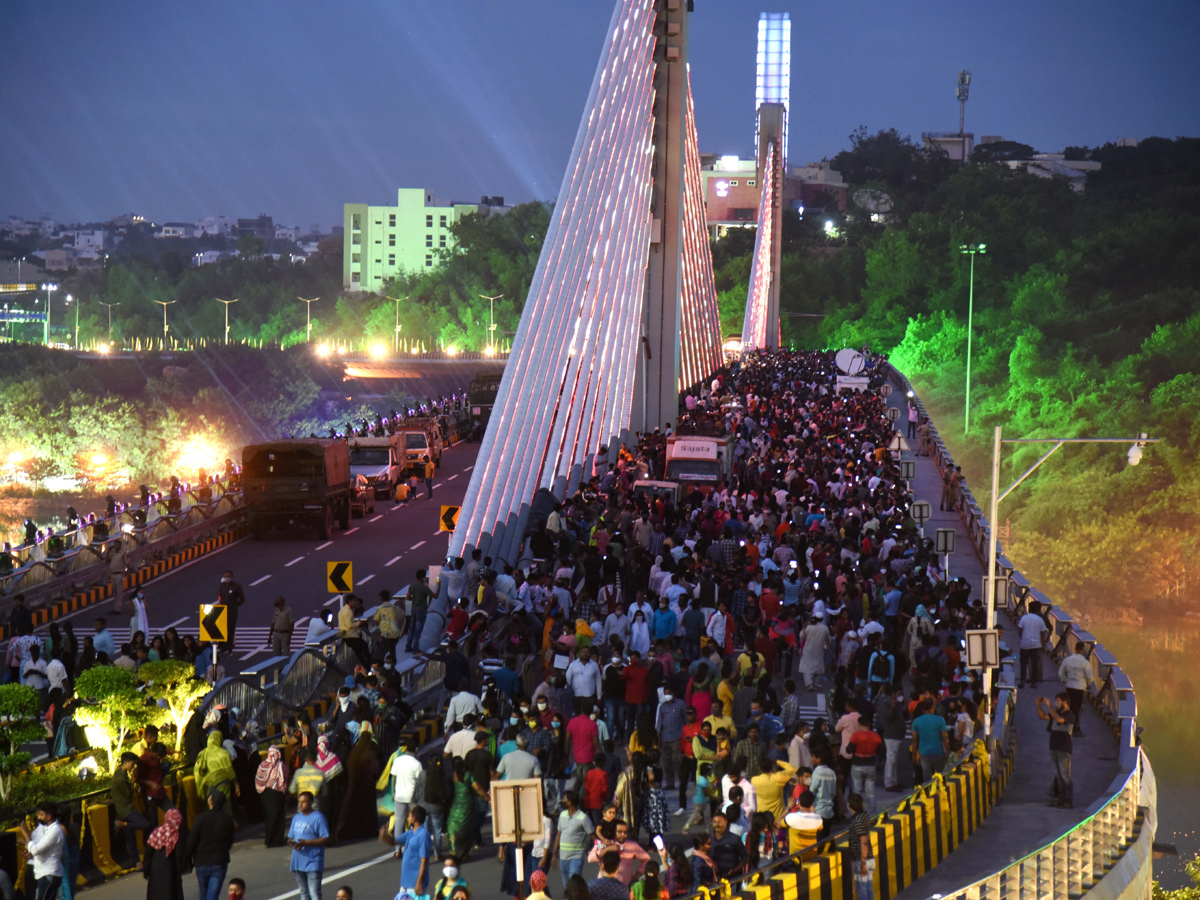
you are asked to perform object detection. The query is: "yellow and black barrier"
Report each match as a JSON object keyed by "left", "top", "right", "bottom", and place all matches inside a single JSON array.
[{"left": 722, "top": 741, "right": 1005, "bottom": 900}]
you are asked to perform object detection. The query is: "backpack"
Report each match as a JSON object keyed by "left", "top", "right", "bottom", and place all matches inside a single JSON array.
[{"left": 871, "top": 652, "right": 892, "bottom": 680}]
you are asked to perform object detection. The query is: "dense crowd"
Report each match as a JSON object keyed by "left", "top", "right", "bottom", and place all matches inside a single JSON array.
[{"left": 8, "top": 350, "right": 1006, "bottom": 900}]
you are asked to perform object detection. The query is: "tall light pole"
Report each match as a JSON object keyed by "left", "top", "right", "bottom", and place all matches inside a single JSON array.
[
  {"left": 99, "top": 301, "right": 120, "bottom": 341},
  {"left": 217, "top": 298, "right": 238, "bottom": 344},
  {"left": 67, "top": 294, "right": 79, "bottom": 350},
  {"left": 298, "top": 296, "right": 319, "bottom": 342},
  {"left": 154, "top": 300, "right": 176, "bottom": 346},
  {"left": 959, "top": 243, "right": 985, "bottom": 433},
  {"left": 40, "top": 283, "right": 58, "bottom": 346},
  {"left": 480, "top": 293, "right": 503, "bottom": 352},
  {"left": 386, "top": 295, "right": 408, "bottom": 353},
  {"left": 981, "top": 427, "right": 1157, "bottom": 740}
]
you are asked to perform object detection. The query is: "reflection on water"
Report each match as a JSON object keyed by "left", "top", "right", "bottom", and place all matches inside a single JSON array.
[
  {"left": 1089, "top": 620, "right": 1200, "bottom": 889},
  {"left": 0, "top": 490, "right": 138, "bottom": 547}
]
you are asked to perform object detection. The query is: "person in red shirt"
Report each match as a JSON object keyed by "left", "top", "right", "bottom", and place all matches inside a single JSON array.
[
  {"left": 759, "top": 586, "right": 780, "bottom": 621},
  {"left": 753, "top": 625, "right": 778, "bottom": 676},
  {"left": 622, "top": 651, "right": 650, "bottom": 735},
  {"left": 846, "top": 719, "right": 883, "bottom": 812},
  {"left": 583, "top": 754, "right": 610, "bottom": 824},
  {"left": 677, "top": 706, "right": 703, "bottom": 814},
  {"left": 566, "top": 700, "right": 602, "bottom": 767},
  {"left": 445, "top": 598, "right": 470, "bottom": 642}
]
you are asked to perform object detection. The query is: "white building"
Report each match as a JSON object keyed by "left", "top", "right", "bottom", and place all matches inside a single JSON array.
[
  {"left": 156, "top": 223, "right": 194, "bottom": 238},
  {"left": 74, "top": 229, "right": 108, "bottom": 258},
  {"left": 275, "top": 224, "right": 299, "bottom": 242},
  {"left": 195, "top": 215, "right": 236, "bottom": 236},
  {"left": 191, "top": 249, "right": 239, "bottom": 267}
]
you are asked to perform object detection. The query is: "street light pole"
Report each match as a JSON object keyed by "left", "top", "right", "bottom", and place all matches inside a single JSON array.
[
  {"left": 218, "top": 298, "right": 238, "bottom": 344},
  {"left": 386, "top": 295, "right": 408, "bottom": 353},
  {"left": 99, "top": 302, "right": 120, "bottom": 341},
  {"left": 480, "top": 293, "right": 503, "bottom": 352},
  {"left": 981, "top": 426, "right": 1158, "bottom": 740},
  {"left": 154, "top": 300, "right": 176, "bottom": 346},
  {"left": 960, "top": 244, "right": 985, "bottom": 433},
  {"left": 40, "top": 282, "right": 58, "bottom": 346},
  {"left": 68, "top": 295, "right": 78, "bottom": 350},
  {"left": 298, "top": 297, "right": 319, "bottom": 342}
]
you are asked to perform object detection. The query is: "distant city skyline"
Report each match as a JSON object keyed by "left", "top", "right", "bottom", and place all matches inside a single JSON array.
[{"left": 1, "top": 0, "right": 1197, "bottom": 227}]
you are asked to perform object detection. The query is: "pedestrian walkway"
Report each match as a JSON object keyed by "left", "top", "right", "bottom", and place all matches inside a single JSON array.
[{"left": 886, "top": 390, "right": 1120, "bottom": 899}]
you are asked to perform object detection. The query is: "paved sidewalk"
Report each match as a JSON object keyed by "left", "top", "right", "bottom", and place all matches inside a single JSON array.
[{"left": 887, "top": 392, "right": 1120, "bottom": 899}]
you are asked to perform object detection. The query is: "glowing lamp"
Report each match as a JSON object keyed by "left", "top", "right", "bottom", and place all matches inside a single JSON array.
[
  {"left": 91, "top": 453, "right": 108, "bottom": 466},
  {"left": 316, "top": 343, "right": 331, "bottom": 358},
  {"left": 369, "top": 343, "right": 387, "bottom": 359}
]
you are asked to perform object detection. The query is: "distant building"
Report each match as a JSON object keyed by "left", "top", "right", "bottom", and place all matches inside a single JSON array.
[
  {"left": 0, "top": 259, "right": 44, "bottom": 283},
  {"left": 195, "top": 215, "right": 236, "bottom": 236},
  {"left": 191, "top": 249, "right": 239, "bottom": 267},
  {"left": 43, "top": 247, "right": 77, "bottom": 271},
  {"left": 698, "top": 154, "right": 846, "bottom": 238},
  {"left": 1005, "top": 154, "right": 1101, "bottom": 193},
  {"left": 274, "top": 224, "right": 299, "bottom": 242},
  {"left": 237, "top": 215, "right": 274, "bottom": 242},
  {"left": 109, "top": 213, "right": 145, "bottom": 227},
  {"left": 74, "top": 229, "right": 108, "bottom": 257},
  {"left": 342, "top": 190, "right": 508, "bottom": 291},
  {"left": 155, "top": 223, "right": 194, "bottom": 238},
  {"left": 922, "top": 131, "right": 975, "bottom": 163}
]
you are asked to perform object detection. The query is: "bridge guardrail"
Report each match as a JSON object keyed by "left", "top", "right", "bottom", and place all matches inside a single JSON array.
[{"left": 886, "top": 364, "right": 1150, "bottom": 896}]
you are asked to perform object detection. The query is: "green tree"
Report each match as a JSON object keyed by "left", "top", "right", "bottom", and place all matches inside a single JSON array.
[
  {"left": 139, "top": 660, "right": 210, "bottom": 749},
  {"left": 73, "top": 666, "right": 164, "bottom": 772},
  {"left": 0, "top": 684, "right": 46, "bottom": 801}
]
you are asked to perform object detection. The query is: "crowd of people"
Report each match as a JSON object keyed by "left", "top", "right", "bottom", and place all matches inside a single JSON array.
[{"left": 7, "top": 350, "right": 1006, "bottom": 900}]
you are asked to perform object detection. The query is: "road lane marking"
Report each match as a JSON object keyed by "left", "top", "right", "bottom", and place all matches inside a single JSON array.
[
  {"left": 465, "top": 465, "right": 473, "bottom": 471},
  {"left": 356, "top": 574, "right": 375, "bottom": 586},
  {"left": 260, "top": 852, "right": 395, "bottom": 900},
  {"left": 315, "top": 541, "right": 334, "bottom": 550},
  {"left": 385, "top": 556, "right": 403, "bottom": 566},
  {"left": 410, "top": 541, "right": 426, "bottom": 550},
  {"left": 432, "top": 530, "right": 442, "bottom": 536},
  {"left": 369, "top": 515, "right": 384, "bottom": 522},
  {"left": 164, "top": 617, "right": 189, "bottom": 629},
  {"left": 285, "top": 556, "right": 305, "bottom": 567},
  {"left": 344, "top": 527, "right": 359, "bottom": 535},
  {"left": 239, "top": 647, "right": 269, "bottom": 661},
  {"left": 433, "top": 482, "right": 444, "bottom": 488},
  {"left": 324, "top": 595, "right": 343, "bottom": 607},
  {"left": 447, "top": 474, "right": 458, "bottom": 481},
  {"left": 250, "top": 575, "right": 272, "bottom": 586},
  {"left": 295, "top": 617, "right": 310, "bottom": 627}
]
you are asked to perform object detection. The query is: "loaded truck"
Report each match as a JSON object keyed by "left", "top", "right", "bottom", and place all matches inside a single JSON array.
[
  {"left": 663, "top": 432, "right": 734, "bottom": 490},
  {"left": 396, "top": 418, "right": 444, "bottom": 476},
  {"left": 349, "top": 433, "right": 403, "bottom": 498},
  {"left": 242, "top": 439, "right": 352, "bottom": 540}
]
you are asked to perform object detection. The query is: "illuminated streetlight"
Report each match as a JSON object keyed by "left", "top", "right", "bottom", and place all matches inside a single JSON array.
[
  {"left": 386, "top": 295, "right": 408, "bottom": 353},
  {"left": 217, "top": 298, "right": 238, "bottom": 344},
  {"left": 480, "top": 293, "right": 503, "bottom": 354},
  {"left": 66, "top": 294, "right": 79, "bottom": 350},
  {"left": 960, "top": 242, "right": 986, "bottom": 433},
  {"left": 40, "top": 282, "right": 58, "bottom": 346},
  {"left": 154, "top": 300, "right": 176, "bottom": 345},
  {"left": 298, "top": 296, "right": 319, "bottom": 342},
  {"left": 99, "top": 301, "right": 120, "bottom": 341}
]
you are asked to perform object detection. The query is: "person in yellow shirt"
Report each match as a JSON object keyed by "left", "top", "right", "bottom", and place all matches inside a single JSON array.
[
  {"left": 704, "top": 700, "right": 734, "bottom": 742},
  {"left": 717, "top": 674, "right": 736, "bottom": 715},
  {"left": 423, "top": 456, "right": 435, "bottom": 499},
  {"left": 784, "top": 789, "right": 823, "bottom": 855},
  {"left": 338, "top": 595, "right": 371, "bottom": 667},
  {"left": 750, "top": 757, "right": 797, "bottom": 824}
]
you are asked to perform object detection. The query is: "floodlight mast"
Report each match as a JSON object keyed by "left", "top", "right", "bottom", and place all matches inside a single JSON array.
[{"left": 957, "top": 70, "right": 972, "bottom": 161}]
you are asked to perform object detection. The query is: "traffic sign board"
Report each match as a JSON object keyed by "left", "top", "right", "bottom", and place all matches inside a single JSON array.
[
  {"left": 911, "top": 500, "right": 932, "bottom": 525},
  {"left": 879, "top": 384, "right": 893, "bottom": 398},
  {"left": 886, "top": 407, "right": 901, "bottom": 422},
  {"left": 327, "top": 561, "right": 353, "bottom": 593},
  {"left": 440, "top": 505, "right": 460, "bottom": 532},
  {"left": 199, "top": 604, "right": 228, "bottom": 642},
  {"left": 965, "top": 629, "right": 1001, "bottom": 669},
  {"left": 935, "top": 528, "right": 956, "bottom": 554},
  {"left": 888, "top": 431, "right": 910, "bottom": 452},
  {"left": 899, "top": 460, "right": 915, "bottom": 480}
]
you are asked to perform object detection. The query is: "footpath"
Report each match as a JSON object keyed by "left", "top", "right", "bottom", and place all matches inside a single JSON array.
[{"left": 887, "top": 390, "right": 1120, "bottom": 899}]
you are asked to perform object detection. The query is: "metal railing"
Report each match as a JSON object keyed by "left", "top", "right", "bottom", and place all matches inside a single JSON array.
[{"left": 887, "top": 365, "right": 1151, "bottom": 895}]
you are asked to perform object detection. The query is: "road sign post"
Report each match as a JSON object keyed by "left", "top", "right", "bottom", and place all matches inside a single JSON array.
[
  {"left": 199, "top": 604, "right": 228, "bottom": 680},
  {"left": 440, "top": 505, "right": 460, "bottom": 532},
  {"left": 886, "top": 407, "right": 901, "bottom": 423},
  {"left": 491, "top": 778, "right": 543, "bottom": 897},
  {"left": 327, "top": 561, "right": 352, "bottom": 593},
  {"left": 965, "top": 629, "right": 1001, "bottom": 669},
  {"left": 910, "top": 500, "right": 932, "bottom": 536},
  {"left": 879, "top": 383, "right": 893, "bottom": 398},
  {"left": 899, "top": 460, "right": 915, "bottom": 480},
  {"left": 935, "top": 528, "right": 956, "bottom": 580}
]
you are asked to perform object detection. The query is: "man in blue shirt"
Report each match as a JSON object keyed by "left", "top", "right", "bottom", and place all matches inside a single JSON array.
[
  {"left": 382, "top": 805, "right": 434, "bottom": 897},
  {"left": 287, "top": 792, "right": 329, "bottom": 900},
  {"left": 652, "top": 598, "right": 677, "bottom": 642},
  {"left": 910, "top": 700, "right": 950, "bottom": 783}
]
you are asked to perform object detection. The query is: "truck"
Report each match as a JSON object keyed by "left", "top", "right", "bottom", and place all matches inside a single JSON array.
[
  {"left": 348, "top": 433, "right": 403, "bottom": 498},
  {"left": 396, "top": 418, "right": 444, "bottom": 476},
  {"left": 664, "top": 432, "right": 734, "bottom": 490},
  {"left": 242, "top": 439, "right": 352, "bottom": 540},
  {"left": 468, "top": 371, "right": 503, "bottom": 429}
]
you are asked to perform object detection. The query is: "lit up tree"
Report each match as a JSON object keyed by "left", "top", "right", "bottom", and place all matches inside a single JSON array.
[
  {"left": 0, "top": 684, "right": 47, "bottom": 801},
  {"left": 73, "top": 666, "right": 164, "bottom": 771},
  {"left": 138, "top": 660, "right": 211, "bottom": 750}
]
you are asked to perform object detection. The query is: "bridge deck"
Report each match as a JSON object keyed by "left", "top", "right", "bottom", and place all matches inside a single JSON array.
[{"left": 887, "top": 392, "right": 1120, "bottom": 898}]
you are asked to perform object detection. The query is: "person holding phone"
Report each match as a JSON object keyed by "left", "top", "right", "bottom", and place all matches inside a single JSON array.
[{"left": 288, "top": 791, "right": 329, "bottom": 900}]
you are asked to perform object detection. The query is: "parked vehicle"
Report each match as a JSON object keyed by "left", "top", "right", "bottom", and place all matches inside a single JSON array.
[{"left": 242, "top": 439, "right": 351, "bottom": 540}]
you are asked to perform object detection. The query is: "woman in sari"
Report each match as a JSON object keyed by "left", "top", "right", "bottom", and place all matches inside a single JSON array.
[
  {"left": 194, "top": 731, "right": 237, "bottom": 805},
  {"left": 314, "top": 734, "right": 346, "bottom": 826},
  {"left": 336, "top": 724, "right": 380, "bottom": 841},
  {"left": 254, "top": 746, "right": 289, "bottom": 847},
  {"left": 447, "top": 757, "right": 477, "bottom": 860},
  {"left": 143, "top": 809, "right": 185, "bottom": 900}
]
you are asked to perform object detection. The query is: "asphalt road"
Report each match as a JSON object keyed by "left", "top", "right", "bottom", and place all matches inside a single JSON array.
[{"left": 48, "top": 441, "right": 482, "bottom": 674}]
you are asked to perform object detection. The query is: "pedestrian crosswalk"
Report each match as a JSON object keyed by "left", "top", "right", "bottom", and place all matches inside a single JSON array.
[{"left": 95, "top": 624, "right": 314, "bottom": 662}]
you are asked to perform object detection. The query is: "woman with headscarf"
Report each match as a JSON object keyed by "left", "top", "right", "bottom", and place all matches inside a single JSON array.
[
  {"left": 905, "top": 605, "right": 937, "bottom": 668},
  {"left": 314, "top": 733, "right": 346, "bottom": 827},
  {"left": 143, "top": 808, "right": 185, "bottom": 900},
  {"left": 194, "top": 731, "right": 237, "bottom": 805},
  {"left": 629, "top": 610, "right": 651, "bottom": 655},
  {"left": 254, "top": 746, "right": 289, "bottom": 847},
  {"left": 335, "top": 724, "right": 380, "bottom": 841},
  {"left": 613, "top": 750, "right": 646, "bottom": 841}
]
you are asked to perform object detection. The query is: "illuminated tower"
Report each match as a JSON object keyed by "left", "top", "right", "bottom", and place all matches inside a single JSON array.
[{"left": 755, "top": 12, "right": 790, "bottom": 164}]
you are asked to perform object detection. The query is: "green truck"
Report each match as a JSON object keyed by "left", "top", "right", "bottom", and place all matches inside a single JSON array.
[{"left": 242, "top": 439, "right": 352, "bottom": 540}]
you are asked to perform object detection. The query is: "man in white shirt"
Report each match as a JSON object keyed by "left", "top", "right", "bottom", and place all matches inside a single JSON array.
[
  {"left": 21, "top": 802, "right": 65, "bottom": 900},
  {"left": 1057, "top": 640, "right": 1096, "bottom": 736},
  {"left": 444, "top": 716, "right": 481, "bottom": 759},
  {"left": 565, "top": 647, "right": 602, "bottom": 713},
  {"left": 45, "top": 654, "right": 68, "bottom": 694},
  {"left": 444, "top": 688, "right": 483, "bottom": 733},
  {"left": 390, "top": 742, "right": 425, "bottom": 838},
  {"left": 1017, "top": 601, "right": 1050, "bottom": 689},
  {"left": 21, "top": 645, "right": 49, "bottom": 693}
]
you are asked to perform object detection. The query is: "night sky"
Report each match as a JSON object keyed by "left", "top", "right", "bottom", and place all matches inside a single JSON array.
[{"left": 2, "top": 0, "right": 1197, "bottom": 229}]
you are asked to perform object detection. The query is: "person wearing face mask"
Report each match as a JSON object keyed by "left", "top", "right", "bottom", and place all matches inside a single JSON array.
[
  {"left": 431, "top": 855, "right": 469, "bottom": 900},
  {"left": 128, "top": 589, "right": 149, "bottom": 642},
  {"left": 215, "top": 570, "right": 245, "bottom": 654},
  {"left": 389, "top": 742, "right": 425, "bottom": 839},
  {"left": 654, "top": 686, "right": 686, "bottom": 793},
  {"left": 629, "top": 611, "right": 650, "bottom": 656}
]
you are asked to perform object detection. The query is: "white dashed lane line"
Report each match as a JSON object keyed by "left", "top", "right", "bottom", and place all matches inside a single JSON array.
[
  {"left": 285, "top": 556, "right": 305, "bottom": 567},
  {"left": 433, "top": 482, "right": 444, "bottom": 489},
  {"left": 447, "top": 474, "right": 458, "bottom": 481},
  {"left": 464, "top": 465, "right": 473, "bottom": 471},
  {"left": 369, "top": 515, "right": 383, "bottom": 522},
  {"left": 316, "top": 541, "right": 334, "bottom": 550},
  {"left": 356, "top": 574, "right": 375, "bottom": 586},
  {"left": 250, "top": 575, "right": 272, "bottom": 586},
  {"left": 385, "top": 556, "right": 403, "bottom": 567},
  {"left": 410, "top": 541, "right": 426, "bottom": 550},
  {"left": 345, "top": 527, "right": 359, "bottom": 535}
]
